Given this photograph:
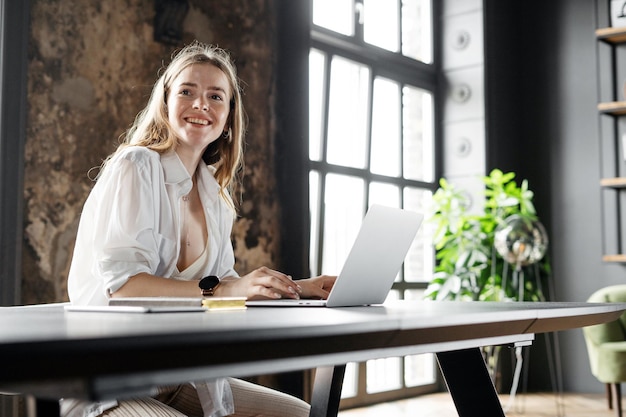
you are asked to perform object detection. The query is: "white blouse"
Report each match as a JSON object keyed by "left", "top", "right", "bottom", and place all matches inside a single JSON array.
[
  {"left": 67, "top": 146, "right": 238, "bottom": 305},
  {"left": 65, "top": 147, "right": 238, "bottom": 416}
]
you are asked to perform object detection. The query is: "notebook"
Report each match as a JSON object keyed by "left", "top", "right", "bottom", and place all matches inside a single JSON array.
[
  {"left": 65, "top": 297, "right": 247, "bottom": 313},
  {"left": 246, "top": 204, "right": 424, "bottom": 308}
]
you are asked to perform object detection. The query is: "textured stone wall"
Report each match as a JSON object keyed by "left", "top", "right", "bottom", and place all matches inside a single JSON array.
[{"left": 23, "top": 0, "right": 280, "bottom": 304}]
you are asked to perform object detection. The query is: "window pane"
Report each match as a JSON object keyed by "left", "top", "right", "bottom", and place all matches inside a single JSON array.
[
  {"left": 367, "top": 357, "right": 402, "bottom": 393},
  {"left": 371, "top": 77, "right": 401, "bottom": 177},
  {"left": 404, "top": 289, "right": 426, "bottom": 300},
  {"left": 403, "top": 86, "right": 434, "bottom": 182},
  {"left": 322, "top": 174, "right": 365, "bottom": 274},
  {"left": 405, "top": 354, "right": 437, "bottom": 387},
  {"left": 309, "top": 171, "right": 321, "bottom": 276},
  {"left": 369, "top": 182, "right": 400, "bottom": 208},
  {"left": 341, "top": 362, "right": 359, "bottom": 398},
  {"left": 401, "top": 0, "right": 433, "bottom": 63},
  {"left": 313, "top": 0, "right": 354, "bottom": 36},
  {"left": 387, "top": 289, "right": 401, "bottom": 302},
  {"left": 309, "top": 50, "right": 326, "bottom": 162},
  {"left": 403, "top": 186, "right": 431, "bottom": 215},
  {"left": 327, "top": 57, "right": 370, "bottom": 169},
  {"left": 403, "top": 187, "right": 434, "bottom": 283},
  {"left": 364, "top": 0, "right": 399, "bottom": 52}
]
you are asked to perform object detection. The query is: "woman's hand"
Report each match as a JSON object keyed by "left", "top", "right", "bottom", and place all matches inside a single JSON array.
[
  {"left": 296, "top": 275, "right": 337, "bottom": 300},
  {"left": 217, "top": 266, "right": 303, "bottom": 300},
  {"left": 217, "top": 268, "right": 337, "bottom": 301}
]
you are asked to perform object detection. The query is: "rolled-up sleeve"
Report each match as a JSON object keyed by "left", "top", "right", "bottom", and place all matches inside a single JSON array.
[
  {"left": 68, "top": 148, "right": 178, "bottom": 304},
  {"left": 95, "top": 153, "right": 167, "bottom": 295}
]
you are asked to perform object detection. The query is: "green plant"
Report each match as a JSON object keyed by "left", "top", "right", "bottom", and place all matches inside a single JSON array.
[{"left": 424, "top": 169, "right": 550, "bottom": 302}]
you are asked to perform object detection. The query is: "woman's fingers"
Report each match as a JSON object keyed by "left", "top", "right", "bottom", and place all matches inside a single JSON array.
[
  {"left": 303, "top": 275, "right": 337, "bottom": 299},
  {"left": 258, "top": 274, "right": 301, "bottom": 299},
  {"left": 245, "top": 267, "right": 302, "bottom": 299},
  {"left": 223, "top": 268, "right": 336, "bottom": 301}
]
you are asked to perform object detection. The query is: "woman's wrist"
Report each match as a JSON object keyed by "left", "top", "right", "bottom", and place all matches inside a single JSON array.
[{"left": 210, "top": 276, "right": 237, "bottom": 297}]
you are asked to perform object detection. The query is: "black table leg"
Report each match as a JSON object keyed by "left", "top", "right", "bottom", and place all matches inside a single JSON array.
[
  {"left": 437, "top": 348, "right": 506, "bottom": 417},
  {"left": 309, "top": 365, "right": 346, "bottom": 417}
]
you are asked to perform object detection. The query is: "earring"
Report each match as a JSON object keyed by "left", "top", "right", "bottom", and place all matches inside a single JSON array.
[{"left": 222, "top": 130, "right": 230, "bottom": 139}]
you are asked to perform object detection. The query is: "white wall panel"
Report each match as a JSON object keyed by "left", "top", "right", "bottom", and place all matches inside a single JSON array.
[
  {"left": 443, "top": 119, "right": 486, "bottom": 177},
  {"left": 441, "top": 0, "right": 486, "bottom": 193},
  {"left": 442, "top": 11, "right": 484, "bottom": 70}
]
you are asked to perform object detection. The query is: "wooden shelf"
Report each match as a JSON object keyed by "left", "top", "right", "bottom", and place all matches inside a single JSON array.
[
  {"left": 596, "top": 26, "right": 626, "bottom": 44},
  {"left": 597, "top": 19, "right": 626, "bottom": 265},
  {"left": 598, "top": 101, "right": 626, "bottom": 115},
  {"left": 603, "top": 254, "right": 626, "bottom": 262},
  {"left": 601, "top": 177, "right": 626, "bottom": 188}
]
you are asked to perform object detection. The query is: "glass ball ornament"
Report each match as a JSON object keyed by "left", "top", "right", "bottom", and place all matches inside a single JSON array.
[{"left": 494, "top": 215, "right": 548, "bottom": 267}]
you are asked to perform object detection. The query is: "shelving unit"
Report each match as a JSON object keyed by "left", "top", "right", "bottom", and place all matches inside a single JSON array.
[
  {"left": 596, "top": 6, "right": 626, "bottom": 263},
  {"left": 598, "top": 101, "right": 626, "bottom": 115},
  {"left": 603, "top": 254, "right": 626, "bottom": 262},
  {"left": 596, "top": 26, "right": 626, "bottom": 43},
  {"left": 600, "top": 177, "right": 626, "bottom": 188}
]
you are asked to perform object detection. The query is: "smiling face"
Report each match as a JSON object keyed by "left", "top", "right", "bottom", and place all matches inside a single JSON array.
[{"left": 166, "top": 63, "right": 232, "bottom": 158}]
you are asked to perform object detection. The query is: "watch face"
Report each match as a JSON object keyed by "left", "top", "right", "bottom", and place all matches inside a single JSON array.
[{"left": 199, "top": 275, "right": 220, "bottom": 290}]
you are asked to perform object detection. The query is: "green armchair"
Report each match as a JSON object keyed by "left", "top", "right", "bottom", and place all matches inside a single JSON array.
[{"left": 583, "top": 285, "right": 626, "bottom": 417}]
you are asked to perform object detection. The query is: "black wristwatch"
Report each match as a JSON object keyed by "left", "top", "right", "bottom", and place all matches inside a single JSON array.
[{"left": 199, "top": 275, "right": 220, "bottom": 297}]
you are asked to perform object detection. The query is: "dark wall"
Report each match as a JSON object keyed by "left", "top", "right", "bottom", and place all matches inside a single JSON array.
[
  {"left": 484, "top": 0, "right": 556, "bottom": 227},
  {"left": 485, "top": 0, "right": 615, "bottom": 393},
  {"left": 0, "top": 0, "right": 28, "bottom": 306}
]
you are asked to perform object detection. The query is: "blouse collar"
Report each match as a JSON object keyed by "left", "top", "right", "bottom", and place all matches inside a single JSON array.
[
  {"left": 161, "top": 150, "right": 220, "bottom": 202},
  {"left": 161, "top": 151, "right": 190, "bottom": 186}
]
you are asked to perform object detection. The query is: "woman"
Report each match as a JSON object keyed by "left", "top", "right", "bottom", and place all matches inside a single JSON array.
[{"left": 65, "top": 41, "right": 335, "bottom": 417}]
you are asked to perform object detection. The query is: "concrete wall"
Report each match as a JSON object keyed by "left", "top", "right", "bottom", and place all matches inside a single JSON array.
[{"left": 22, "top": 0, "right": 281, "bottom": 304}]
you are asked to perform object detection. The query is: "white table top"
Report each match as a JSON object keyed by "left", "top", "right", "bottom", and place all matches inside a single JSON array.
[{"left": 0, "top": 300, "right": 623, "bottom": 400}]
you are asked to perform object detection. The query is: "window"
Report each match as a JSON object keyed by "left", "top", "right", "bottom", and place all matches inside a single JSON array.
[{"left": 309, "top": 0, "right": 439, "bottom": 408}]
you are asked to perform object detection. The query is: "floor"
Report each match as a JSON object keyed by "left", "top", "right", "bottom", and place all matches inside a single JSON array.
[{"left": 338, "top": 392, "right": 617, "bottom": 417}]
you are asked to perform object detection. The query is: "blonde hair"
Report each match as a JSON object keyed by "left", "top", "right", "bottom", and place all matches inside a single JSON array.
[{"left": 103, "top": 41, "right": 245, "bottom": 207}]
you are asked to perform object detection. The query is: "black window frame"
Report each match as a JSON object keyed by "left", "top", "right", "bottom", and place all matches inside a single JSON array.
[{"left": 275, "top": 0, "right": 444, "bottom": 408}]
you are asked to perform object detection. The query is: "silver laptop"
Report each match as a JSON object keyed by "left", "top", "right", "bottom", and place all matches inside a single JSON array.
[{"left": 246, "top": 205, "right": 423, "bottom": 308}]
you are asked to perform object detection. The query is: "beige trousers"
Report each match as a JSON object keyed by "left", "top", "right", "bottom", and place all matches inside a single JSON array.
[{"left": 61, "top": 378, "right": 310, "bottom": 417}]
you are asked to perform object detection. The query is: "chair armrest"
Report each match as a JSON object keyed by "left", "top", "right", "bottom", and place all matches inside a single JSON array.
[{"left": 584, "top": 319, "right": 625, "bottom": 344}]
